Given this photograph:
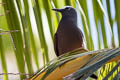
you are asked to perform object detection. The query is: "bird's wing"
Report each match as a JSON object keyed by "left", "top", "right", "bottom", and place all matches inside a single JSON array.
[
  {"left": 78, "top": 27, "right": 85, "bottom": 48},
  {"left": 54, "top": 33, "right": 59, "bottom": 56}
]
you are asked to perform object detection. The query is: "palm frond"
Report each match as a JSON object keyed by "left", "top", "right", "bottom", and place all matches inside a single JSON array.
[
  {"left": 113, "top": 71, "right": 120, "bottom": 80},
  {"left": 70, "top": 48, "right": 120, "bottom": 80},
  {"left": 27, "top": 48, "right": 120, "bottom": 80},
  {"left": 1, "top": 0, "right": 120, "bottom": 80},
  {"left": 103, "top": 62, "right": 120, "bottom": 80}
]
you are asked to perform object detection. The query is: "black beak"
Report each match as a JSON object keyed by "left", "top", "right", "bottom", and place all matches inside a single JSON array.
[{"left": 52, "top": 8, "right": 64, "bottom": 12}]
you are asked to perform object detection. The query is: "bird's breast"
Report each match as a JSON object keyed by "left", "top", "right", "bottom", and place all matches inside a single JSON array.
[{"left": 56, "top": 21, "right": 84, "bottom": 55}]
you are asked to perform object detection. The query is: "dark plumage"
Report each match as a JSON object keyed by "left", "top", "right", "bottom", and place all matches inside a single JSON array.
[{"left": 53, "top": 6, "right": 84, "bottom": 56}]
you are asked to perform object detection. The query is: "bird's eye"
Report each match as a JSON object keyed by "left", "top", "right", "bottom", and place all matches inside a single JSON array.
[
  {"left": 65, "top": 7, "right": 69, "bottom": 9},
  {"left": 66, "top": 7, "right": 71, "bottom": 11}
]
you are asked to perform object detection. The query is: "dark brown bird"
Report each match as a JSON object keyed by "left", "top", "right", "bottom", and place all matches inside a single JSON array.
[
  {"left": 52, "top": 6, "right": 97, "bottom": 80},
  {"left": 53, "top": 6, "right": 84, "bottom": 56}
]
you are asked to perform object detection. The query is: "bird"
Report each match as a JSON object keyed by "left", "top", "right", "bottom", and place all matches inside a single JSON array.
[
  {"left": 53, "top": 6, "right": 84, "bottom": 56},
  {"left": 52, "top": 6, "right": 97, "bottom": 80}
]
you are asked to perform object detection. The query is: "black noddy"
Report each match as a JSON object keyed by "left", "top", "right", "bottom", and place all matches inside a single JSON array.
[
  {"left": 52, "top": 6, "right": 97, "bottom": 80},
  {"left": 53, "top": 6, "right": 84, "bottom": 56}
]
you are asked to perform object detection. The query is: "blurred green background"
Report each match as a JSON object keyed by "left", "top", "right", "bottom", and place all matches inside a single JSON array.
[{"left": 0, "top": 0, "right": 120, "bottom": 80}]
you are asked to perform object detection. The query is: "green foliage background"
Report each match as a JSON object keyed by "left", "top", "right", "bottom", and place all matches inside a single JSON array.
[{"left": 0, "top": 0, "right": 120, "bottom": 80}]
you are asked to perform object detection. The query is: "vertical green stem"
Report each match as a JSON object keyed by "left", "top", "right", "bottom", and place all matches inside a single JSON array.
[
  {"left": 32, "top": 0, "right": 49, "bottom": 63},
  {"left": 0, "top": 35, "right": 8, "bottom": 80},
  {"left": 115, "top": 0, "right": 120, "bottom": 47},
  {"left": 2, "top": 0, "right": 26, "bottom": 79},
  {"left": 42, "top": 0, "right": 54, "bottom": 40}
]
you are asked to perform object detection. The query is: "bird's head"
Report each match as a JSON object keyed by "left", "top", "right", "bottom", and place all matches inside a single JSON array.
[{"left": 52, "top": 6, "right": 77, "bottom": 17}]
